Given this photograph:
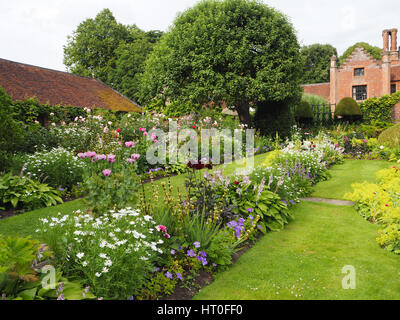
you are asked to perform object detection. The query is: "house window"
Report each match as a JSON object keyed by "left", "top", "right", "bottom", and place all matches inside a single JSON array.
[
  {"left": 354, "top": 68, "right": 365, "bottom": 76},
  {"left": 391, "top": 84, "right": 397, "bottom": 94},
  {"left": 352, "top": 85, "right": 367, "bottom": 101}
]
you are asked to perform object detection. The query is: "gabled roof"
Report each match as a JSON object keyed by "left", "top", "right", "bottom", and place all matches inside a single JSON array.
[
  {"left": 0, "top": 58, "right": 142, "bottom": 112},
  {"left": 339, "top": 46, "right": 381, "bottom": 69}
]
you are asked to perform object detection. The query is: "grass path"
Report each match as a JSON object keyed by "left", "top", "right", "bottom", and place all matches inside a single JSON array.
[
  {"left": 194, "top": 159, "right": 400, "bottom": 300},
  {"left": 312, "top": 159, "right": 393, "bottom": 200}
]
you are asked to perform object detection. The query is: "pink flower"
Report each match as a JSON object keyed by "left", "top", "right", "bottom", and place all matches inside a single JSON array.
[
  {"left": 102, "top": 169, "right": 111, "bottom": 177},
  {"left": 85, "top": 151, "right": 97, "bottom": 158},
  {"left": 107, "top": 154, "right": 116, "bottom": 163},
  {"left": 125, "top": 141, "right": 135, "bottom": 148},
  {"left": 77, "top": 153, "right": 86, "bottom": 159},
  {"left": 95, "top": 154, "right": 107, "bottom": 161},
  {"left": 131, "top": 154, "right": 140, "bottom": 161},
  {"left": 157, "top": 225, "right": 167, "bottom": 232},
  {"left": 153, "top": 139, "right": 158, "bottom": 144},
  {"left": 143, "top": 132, "right": 148, "bottom": 136},
  {"left": 164, "top": 233, "right": 171, "bottom": 239},
  {"left": 126, "top": 158, "right": 135, "bottom": 164}
]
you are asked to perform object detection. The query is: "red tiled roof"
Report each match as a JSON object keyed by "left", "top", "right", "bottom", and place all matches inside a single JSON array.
[{"left": 0, "top": 58, "right": 142, "bottom": 112}]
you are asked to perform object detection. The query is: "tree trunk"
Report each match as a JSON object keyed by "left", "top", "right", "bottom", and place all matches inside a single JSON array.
[{"left": 235, "top": 102, "right": 251, "bottom": 126}]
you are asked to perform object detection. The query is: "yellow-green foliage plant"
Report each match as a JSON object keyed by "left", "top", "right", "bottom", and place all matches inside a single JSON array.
[
  {"left": 345, "top": 183, "right": 392, "bottom": 222},
  {"left": 346, "top": 166, "right": 400, "bottom": 254},
  {"left": 261, "top": 150, "right": 283, "bottom": 167}
]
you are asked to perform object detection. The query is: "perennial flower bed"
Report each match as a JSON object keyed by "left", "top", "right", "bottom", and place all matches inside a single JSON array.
[{"left": 13, "top": 132, "right": 345, "bottom": 300}]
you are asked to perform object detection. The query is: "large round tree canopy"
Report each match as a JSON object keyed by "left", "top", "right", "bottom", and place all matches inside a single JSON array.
[{"left": 139, "top": 0, "right": 302, "bottom": 125}]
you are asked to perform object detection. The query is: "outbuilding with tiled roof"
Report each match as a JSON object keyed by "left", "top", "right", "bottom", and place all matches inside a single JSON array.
[{"left": 0, "top": 58, "right": 142, "bottom": 113}]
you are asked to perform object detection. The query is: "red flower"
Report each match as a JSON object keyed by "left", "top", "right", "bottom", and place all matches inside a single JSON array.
[
  {"left": 192, "top": 126, "right": 196, "bottom": 129},
  {"left": 234, "top": 181, "right": 240, "bottom": 185}
]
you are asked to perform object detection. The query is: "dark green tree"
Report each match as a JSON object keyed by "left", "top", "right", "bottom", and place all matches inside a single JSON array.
[
  {"left": 139, "top": 0, "right": 302, "bottom": 126},
  {"left": 63, "top": 9, "right": 133, "bottom": 81},
  {"left": 63, "top": 9, "right": 163, "bottom": 102},
  {"left": 299, "top": 44, "right": 337, "bottom": 84}
]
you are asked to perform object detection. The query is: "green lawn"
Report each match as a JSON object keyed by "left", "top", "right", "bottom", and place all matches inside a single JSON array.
[
  {"left": 312, "top": 159, "right": 393, "bottom": 200},
  {"left": 194, "top": 159, "right": 400, "bottom": 300},
  {"left": 0, "top": 154, "right": 267, "bottom": 239},
  {"left": 194, "top": 202, "right": 400, "bottom": 300}
]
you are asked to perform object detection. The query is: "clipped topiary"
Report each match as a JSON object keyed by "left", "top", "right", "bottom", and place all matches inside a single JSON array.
[
  {"left": 335, "top": 97, "right": 362, "bottom": 119},
  {"left": 378, "top": 123, "right": 400, "bottom": 148},
  {"left": 295, "top": 101, "right": 313, "bottom": 120}
]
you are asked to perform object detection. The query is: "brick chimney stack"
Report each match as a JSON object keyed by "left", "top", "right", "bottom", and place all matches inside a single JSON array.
[
  {"left": 383, "top": 29, "right": 399, "bottom": 62},
  {"left": 383, "top": 29, "right": 390, "bottom": 52},
  {"left": 330, "top": 55, "right": 338, "bottom": 110},
  {"left": 391, "top": 28, "right": 399, "bottom": 62}
]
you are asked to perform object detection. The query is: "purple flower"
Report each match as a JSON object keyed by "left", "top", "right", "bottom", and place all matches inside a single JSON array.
[
  {"left": 165, "top": 272, "right": 173, "bottom": 279},
  {"left": 247, "top": 208, "right": 253, "bottom": 213},
  {"left": 171, "top": 249, "right": 176, "bottom": 255},
  {"left": 249, "top": 215, "right": 254, "bottom": 220},
  {"left": 194, "top": 241, "right": 200, "bottom": 248},
  {"left": 57, "top": 294, "right": 65, "bottom": 300},
  {"left": 176, "top": 273, "right": 182, "bottom": 280},
  {"left": 187, "top": 250, "right": 195, "bottom": 257},
  {"left": 199, "top": 251, "right": 207, "bottom": 257},
  {"left": 59, "top": 187, "right": 65, "bottom": 192}
]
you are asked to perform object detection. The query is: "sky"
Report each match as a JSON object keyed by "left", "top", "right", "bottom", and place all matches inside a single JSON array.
[{"left": 1, "top": 0, "right": 399, "bottom": 72}]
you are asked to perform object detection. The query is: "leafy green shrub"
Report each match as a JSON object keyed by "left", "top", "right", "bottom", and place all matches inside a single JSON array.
[
  {"left": 23, "top": 147, "right": 86, "bottom": 189},
  {"left": 359, "top": 120, "right": 394, "bottom": 138},
  {"left": 378, "top": 123, "right": 400, "bottom": 148},
  {"left": 38, "top": 208, "right": 166, "bottom": 299},
  {"left": 0, "top": 173, "right": 63, "bottom": 211},
  {"left": 359, "top": 91, "right": 400, "bottom": 124},
  {"left": 301, "top": 93, "right": 328, "bottom": 106},
  {"left": 0, "top": 88, "right": 24, "bottom": 156},
  {"left": 335, "top": 97, "right": 362, "bottom": 121},
  {"left": 254, "top": 101, "right": 295, "bottom": 138},
  {"left": 295, "top": 101, "right": 313, "bottom": 120}
]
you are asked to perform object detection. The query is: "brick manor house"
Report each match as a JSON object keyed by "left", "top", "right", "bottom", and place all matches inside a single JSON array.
[{"left": 302, "top": 28, "right": 400, "bottom": 119}]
